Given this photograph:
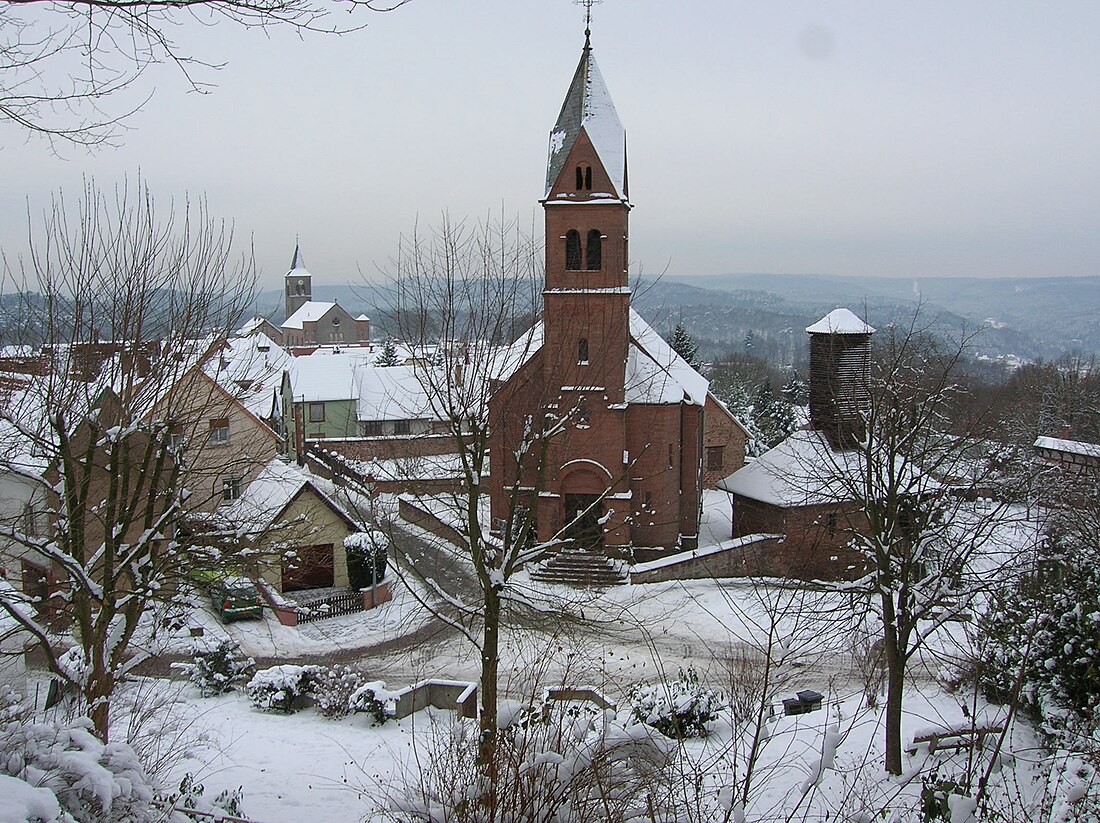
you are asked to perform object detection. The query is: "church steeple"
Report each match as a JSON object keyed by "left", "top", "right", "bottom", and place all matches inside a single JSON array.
[
  {"left": 544, "top": 35, "right": 628, "bottom": 202},
  {"left": 284, "top": 243, "right": 313, "bottom": 321}
]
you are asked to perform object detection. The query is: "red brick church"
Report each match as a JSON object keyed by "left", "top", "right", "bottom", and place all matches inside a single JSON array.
[{"left": 488, "top": 34, "right": 742, "bottom": 559}]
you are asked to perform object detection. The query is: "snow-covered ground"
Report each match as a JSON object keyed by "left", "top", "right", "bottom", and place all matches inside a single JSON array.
[{"left": 17, "top": 493, "right": 1076, "bottom": 823}]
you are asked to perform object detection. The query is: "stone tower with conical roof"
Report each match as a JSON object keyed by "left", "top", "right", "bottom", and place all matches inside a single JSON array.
[
  {"left": 806, "top": 308, "right": 875, "bottom": 448},
  {"left": 284, "top": 245, "right": 313, "bottom": 320}
]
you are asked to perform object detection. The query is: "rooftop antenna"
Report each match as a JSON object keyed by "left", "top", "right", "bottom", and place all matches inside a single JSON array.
[{"left": 575, "top": 0, "right": 602, "bottom": 49}]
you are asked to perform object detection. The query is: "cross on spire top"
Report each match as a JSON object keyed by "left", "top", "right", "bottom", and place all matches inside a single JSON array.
[{"left": 574, "top": 0, "right": 602, "bottom": 49}]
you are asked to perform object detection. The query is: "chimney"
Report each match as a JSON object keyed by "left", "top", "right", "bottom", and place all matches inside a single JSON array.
[{"left": 806, "top": 308, "right": 875, "bottom": 449}]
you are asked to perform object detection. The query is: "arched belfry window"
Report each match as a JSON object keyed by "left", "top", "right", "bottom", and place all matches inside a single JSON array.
[
  {"left": 585, "top": 230, "right": 602, "bottom": 271},
  {"left": 565, "top": 230, "right": 582, "bottom": 271},
  {"left": 578, "top": 338, "right": 589, "bottom": 364},
  {"left": 575, "top": 165, "right": 592, "bottom": 191}
]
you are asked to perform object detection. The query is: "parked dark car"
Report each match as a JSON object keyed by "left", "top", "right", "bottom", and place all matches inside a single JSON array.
[{"left": 210, "top": 578, "right": 264, "bottom": 623}]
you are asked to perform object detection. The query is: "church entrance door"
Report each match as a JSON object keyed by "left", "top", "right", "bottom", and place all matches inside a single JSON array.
[{"left": 563, "top": 494, "right": 603, "bottom": 550}]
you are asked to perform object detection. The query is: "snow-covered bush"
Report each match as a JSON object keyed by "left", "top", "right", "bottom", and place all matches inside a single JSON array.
[
  {"left": 175, "top": 638, "right": 255, "bottom": 697},
  {"left": 980, "top": 524, "right": 1100, "bottom": 742},
  {"left": 344, "top": 530, "right": 388, "bottom": 590},
  {"left": 312, "top": 666, "right": 368, "bottom": 719},
  {"left": 629, "top": 668, "right": 723, "bottom": 739},
  {"left": 389, "top": 706, "right": 678, "bottom": 822},
  {"left": 246, "top": 665, "right": 321, "bottom": 713},
  {"left": 0, "top": 685, "right": 157, "bottom": 822},
  {"left": 349, "top": 680, "right": 397, "bottom": 726}
]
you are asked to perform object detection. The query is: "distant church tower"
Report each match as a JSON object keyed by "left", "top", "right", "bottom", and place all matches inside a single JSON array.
[{"left": 285, "top": 245, "right": 313, "bottom": 320}]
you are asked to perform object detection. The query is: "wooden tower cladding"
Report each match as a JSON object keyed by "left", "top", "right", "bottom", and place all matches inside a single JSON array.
[{"left": 806, "top": 309, "right": 875, "bottom": 449}]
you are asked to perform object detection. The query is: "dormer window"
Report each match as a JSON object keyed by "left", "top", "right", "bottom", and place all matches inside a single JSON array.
[
  {"left": 575, "top": 165, "right": 592, "bottom": 191},
  {"left": 585, "top": 230, "right": 602, "bottom": 270},
  {"left": 565, "top": 230, "right": 582, "bottom": 270}
]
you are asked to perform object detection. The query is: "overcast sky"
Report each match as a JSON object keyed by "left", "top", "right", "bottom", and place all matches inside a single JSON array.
[{"left": 3, "top": 1, "right": 1099, "bottom": 292}]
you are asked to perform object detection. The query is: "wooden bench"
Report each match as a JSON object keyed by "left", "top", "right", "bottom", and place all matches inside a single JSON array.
[{"left": 906, "top": 726, "right": 1003, "bottom": 756}]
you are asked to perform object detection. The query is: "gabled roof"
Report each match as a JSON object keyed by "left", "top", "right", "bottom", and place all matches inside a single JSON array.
[
  {"left": 356, "top": 365, "right": 437, "bottom": 422},
  {"left": 545, "top": 44, "right": 627, "bottom": 199},
  {"left": 282, "top": 301, "right": 339, "bottom": 330},
  {"left": 216, "top": 458, "right": 359, "bottom": 534},
  {"left": 285, "top": 350, "right": 372, "bottom": 402},
  {"left": 717, "top": 430, "right": 861, "bottom": 507},
  {"left": 494, "top": 311, "right": 708, "bottom": 408},
  {"left": 627, "top": 310, "right": 708, "bottom": 406}
]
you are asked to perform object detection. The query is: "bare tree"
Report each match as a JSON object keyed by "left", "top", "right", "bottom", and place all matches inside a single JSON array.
[
  {"left": 799, "top": 315, "right": 1034, "bottom": 774},
  {"left": 373, "top": 214, "right": 650, "bottom": 781},
  {"left": 0, "top": 179, "right": 258, "bottom": 740},
  {"left": 1, "top": 0, "right": 408, "bottom": 146}
]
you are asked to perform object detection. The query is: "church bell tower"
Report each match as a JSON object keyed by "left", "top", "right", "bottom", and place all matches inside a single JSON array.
[
  {"left": 541, "top": 29, "right": 631, "bottom": 405},
  {"left": 284, "top": 244, "right": 313, "bottom": 321}
]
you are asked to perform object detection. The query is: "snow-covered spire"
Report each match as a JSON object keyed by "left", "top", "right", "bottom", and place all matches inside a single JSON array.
[
  {"left": 288, "top": 243, "right": 309, "bottom": 275},
  {"left": 545, "top": 38, "right": 627, "bottom": 199}
]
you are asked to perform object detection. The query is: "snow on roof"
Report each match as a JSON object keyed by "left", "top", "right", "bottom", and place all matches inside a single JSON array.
[
  {"left": 237, "top": 316, "right": 273, "bottom": 337},
  {"left": 217, "top": 458, "right": 308, "bottom": 531},
  {"left": 490, "top": 313, "right": 705, "bottom": 407},
  {"left": 286, "top": 350, "right": 373, "bottom": 402},
  {"left": 282, "top": 301, "right": 338, "bottom": 330},
  {"left": 356, "top": 314, "right": 370, "bottom": 322},
  {"left": 717, "top": 430, "right": 863, "bottom": 507},
  {"left": 1034, "top": 435, "right": 1100, "bottom": 460},
  {"left": 206, "top": 334, "right": 290, "bottom": 420},
  {"left": 806, "top": 308, "right": 875, "bottom": 335},
  {"left": 718, "top": 428, "right": 930, "bottom": 507},
  {"left": 546, "top": 46, "right": 627, "bottom": 200},
  {"left": 492, "top": 323, "right": 545, "bottom": 380},
  {"left": 628, "top": 310, "right": 708, "bottom": 406},
  {"left": 356, "top": 364, "right": 438, "bottom": 422}
]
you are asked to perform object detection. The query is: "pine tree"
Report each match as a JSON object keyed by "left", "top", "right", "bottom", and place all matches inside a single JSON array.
[
  {"left": 668, "top": 323, "right": 701, "bottom": 370},
  {"left": 375, "top": 338, "right": 400, "bottom": 367}
]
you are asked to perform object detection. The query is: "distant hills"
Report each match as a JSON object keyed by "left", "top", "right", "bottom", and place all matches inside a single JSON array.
[{"left": 252, "top": 273, "right": 1099, "bottom": 367}]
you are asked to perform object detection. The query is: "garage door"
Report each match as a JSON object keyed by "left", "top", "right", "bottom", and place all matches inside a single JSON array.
[{"left": 282, "top": 544, "right": 335, "bottom": 591}]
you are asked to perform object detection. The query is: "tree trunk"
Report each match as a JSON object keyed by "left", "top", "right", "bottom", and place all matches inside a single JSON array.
[
  {"left": 478, "top": 588, "right": 500, "bottom": 767},
  {"left": 881, "top": 593, "right": 905, "bottom": 775}
]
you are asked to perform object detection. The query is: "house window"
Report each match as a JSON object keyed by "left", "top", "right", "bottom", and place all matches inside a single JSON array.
[
  {"left": 577, "top": 399, "right": 590, "bottom": 425},
  {"left": 222, "top": 477, "right": 242, "bottom": 501},
  {"left": 643, "top": 491, "right": 653, "bottom": 511},
  {"left": 394, "top": 420, "right": 412, "bottom": 435},
  {"left": 578, "top": 338, "right": 589, "bottom": 364},
  {"left": 308, "top": 403, "right": 326, "bottom": 423},
  {"left": 585, "top": 229, "right": 602, "bottom": 270},
  {"left": 565, "top": 230, "right": 582, "bottom": 271},
  {"left": 22, "top": 503, "right": 38, "bottom": 537},
  {"left": 827, "top": 511, "right": 838, "bottom": 535},
  {"left": 668, "top": 443, "right": 675, "bottom": 469},
  {"left": 706, "top": 446, "right": 724, "bottom": 471},
  {"left": 208, "top": 418, "right": 229, "bottom": 445},
  {"left": 168, "top": 424, "right": 186, "bottom": 450},
  {"left": 362, "top": 421, "right": 384, "bottom": 437}
]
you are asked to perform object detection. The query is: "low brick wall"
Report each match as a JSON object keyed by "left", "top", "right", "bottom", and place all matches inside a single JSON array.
[
  {"left": 398, "top": 498, "right": 468, "bottom": 550},
  {"left": 630, "top": 534, "right": 785, "bottom": 583},
  {"left": 362, "top": 582, "right": 392, "bottom": 610}
]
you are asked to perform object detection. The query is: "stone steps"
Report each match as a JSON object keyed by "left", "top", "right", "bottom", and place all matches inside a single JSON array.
[{"left": 529, "top": 549, "right": 629, "bottom": 587}]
